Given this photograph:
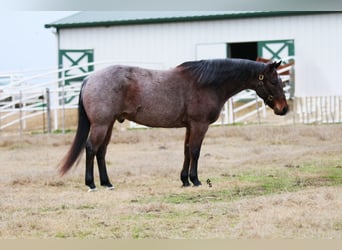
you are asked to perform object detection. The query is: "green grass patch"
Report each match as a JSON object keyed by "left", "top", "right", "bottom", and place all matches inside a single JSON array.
[
  {"left": 158, "top": 164, "right": 342, "bottom": 204},
  {"left": 52, "top": 128, "right": 74, "bottom": 134},
  {"left": 55, "top": 232, "right": 68, "bottom": 238}
]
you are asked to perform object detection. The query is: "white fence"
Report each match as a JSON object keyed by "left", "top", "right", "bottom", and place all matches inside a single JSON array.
[{"left": 293, "top": 96, "right": 342, "bottom": 124}]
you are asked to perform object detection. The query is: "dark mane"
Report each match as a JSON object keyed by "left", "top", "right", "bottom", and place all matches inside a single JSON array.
[{"left": 177, "top": 58, "right": 265, "bottom": 86}]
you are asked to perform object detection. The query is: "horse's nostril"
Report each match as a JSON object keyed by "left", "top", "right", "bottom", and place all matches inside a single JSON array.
[
  {"left": 281, "top": 106, "right": 288, "bottom": 115},
  {"left": 274, "top": 103, "right": 288, "bottom": 116}
]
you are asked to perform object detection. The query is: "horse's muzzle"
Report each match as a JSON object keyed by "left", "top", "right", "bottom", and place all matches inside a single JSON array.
[{"left": 274, "top": 101, "right": 288, "bottom": 116}]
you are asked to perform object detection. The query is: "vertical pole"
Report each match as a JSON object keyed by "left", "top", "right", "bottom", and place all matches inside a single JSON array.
[
  {"left": 42, "top": 90, "right": 46, "bottom": 133},
  {"left": 52, "top": 88, "right": 58, "bottom": 131},
  {"left": 228, "top": 98, "right": 234, "bottom": 124},
  {"left": 317, "top": 96, "right": 320, "bottom": 123},
  {"left": 262, "top": 101, "right": 266, "bottom": 118},
  {"left": 332, "top": 96, "right": 336, "bottom": 123},
  {"left": 315, "top": 96, "right": 318, "bottom": 123},
  {"left": 301, "top": 97, "right": 305, "bottom": 124},
  {"left": 293, "top": 97, "right": 296, "bottom": 125},
  {"left": 0, "top": 105, "right": 2, "bottom": 134},
  {"left": 311, "top": 96, "right": 315, "bottom": 123},
  {"left": 231, "top": 97, "right": 236, "bottom": 124},
  {"left": 255, "top": 93, "right": 261, "bottom": 125},
  {"left": 46, "top": 88, "right": 52, "bottom": 134},
  {"left": 54, "top": 108, "right": 58, "bottom": 131},
  {"left": 306, "top": 97, "right": 308, "bottom": 123},
  {"left": 338, "top": 96, "right": 341, "bottom": 122},
  {"left": 320, "top": 96, "right": 324, "bottom": 123},
  {"left": 62, "top": 76, "right": 65, "bottom": 134},
  {"left": 223, "top": 101, "right": 229, "bottom": 124},
  {"left": 19, "top": 90, "right": 23, "bottom": 137},
  {"left": 325, "top": 97, "right": 329, "bottom": 123}
]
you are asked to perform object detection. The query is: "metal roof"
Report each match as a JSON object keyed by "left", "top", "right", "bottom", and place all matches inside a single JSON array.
[{"left": 45, "top": 11, "right": 319, "bottom": 29}]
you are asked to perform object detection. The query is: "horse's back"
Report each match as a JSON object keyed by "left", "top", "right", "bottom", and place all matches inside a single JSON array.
[{"left": 81, "top": 65, "right": 191, "bottom": 127}]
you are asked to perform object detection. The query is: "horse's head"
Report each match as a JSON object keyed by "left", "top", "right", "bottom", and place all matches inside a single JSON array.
[{"left": 254, "top": 61, "right": 288, "bottom": 116}]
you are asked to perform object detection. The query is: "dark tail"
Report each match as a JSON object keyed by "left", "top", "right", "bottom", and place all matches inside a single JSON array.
[{"left": 59, "top": 79, "right": 90, "bottom": 176}]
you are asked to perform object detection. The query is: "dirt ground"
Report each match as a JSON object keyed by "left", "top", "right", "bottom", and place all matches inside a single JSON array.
[{"left": 0, "top": 124, "right": 342, "bottom": 239}]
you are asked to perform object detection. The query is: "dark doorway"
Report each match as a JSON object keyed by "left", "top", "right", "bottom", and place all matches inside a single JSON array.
[{"left": 228, "top": 42, "right": 258, "bottom": 60}]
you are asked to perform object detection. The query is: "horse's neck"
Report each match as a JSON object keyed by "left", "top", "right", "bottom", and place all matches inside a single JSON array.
[
  {"left": 221, "top": 64, "right": 259, "bottom": 100},
  {"left": 221, "top": 78, "right": 254, "bottom": 102}
]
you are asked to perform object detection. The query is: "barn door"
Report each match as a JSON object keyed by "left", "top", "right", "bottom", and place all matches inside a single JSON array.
[
  {"left": 257, "top": 40, "right": 294, "bottom": 60},
  {"left": 58, "top": 49, "right": 94, "bottom": 104}
]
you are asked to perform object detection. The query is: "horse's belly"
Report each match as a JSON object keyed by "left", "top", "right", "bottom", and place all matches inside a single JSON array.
[
  {"left": 121, "top": 78, "right": 188, "bottom": 127},
  {"left": 123, "top": 104, "right": 186, "bottom": 128}
]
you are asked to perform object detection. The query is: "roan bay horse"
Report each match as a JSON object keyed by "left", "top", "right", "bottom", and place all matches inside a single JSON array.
[{"left": 59, "top": 58, "right": 288, "bottom": 191}]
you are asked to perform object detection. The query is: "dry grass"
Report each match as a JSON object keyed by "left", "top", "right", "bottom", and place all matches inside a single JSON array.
[{"left": 0, "top": 124, "right": 342, "bottom": 239}]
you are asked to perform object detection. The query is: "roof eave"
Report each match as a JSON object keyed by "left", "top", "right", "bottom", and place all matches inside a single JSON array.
[{"left": 44, "top": 11, "right": 332, "bottom": 29}]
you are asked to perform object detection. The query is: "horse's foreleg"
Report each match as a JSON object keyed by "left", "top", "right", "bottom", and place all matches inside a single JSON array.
[
  {"left": 96, "top": 122, "right": 114, "bottom": 190},
  {"left": 180, "top": 126, "right": 191, "bottom": 187},
  {"left": 188, "top": 123, "right": 209, "bottom": 186}
]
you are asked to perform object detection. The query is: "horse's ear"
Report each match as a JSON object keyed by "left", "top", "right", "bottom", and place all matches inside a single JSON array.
[
  {"left": 275, "top": 60, "right": 282, "bottom": 69},
  {"left": 265, "top": 61, "right": 282, "bottom": 72}
]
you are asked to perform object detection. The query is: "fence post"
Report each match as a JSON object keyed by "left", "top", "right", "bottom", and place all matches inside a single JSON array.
[
  {"left": 62, "top": 80, "right": 65, "bottom": 134},
  {"left": 338, "top": 96, "right": 342, "bottom": 122},
  {"left": 228, "top": 99, "right": 234, "bottom": 124},
  {"left": 46, "top": 88, "right": 52, "bottom": 134},
  {"left": 222, "top": 102, "right": 228, "bottom": 124},
  {"left": 0, "top": 106, "right": 2, "bottom": 133},
  {"left": 19, "top": 90, "right": 23, "bottom": 136},
  {"left": 292, "top": 97, "right": 296, "bottom": 124},
  {"left": 255, "top": 93, "right": 261, "bottom": 125}
]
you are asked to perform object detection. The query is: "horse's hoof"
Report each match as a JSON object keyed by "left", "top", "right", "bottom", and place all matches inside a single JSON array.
[
  {"left": 182, "top": 183, "right": 191, "bottom": 188},
  {"left": 101, "top": 183, "right": 115, "bottom": 190},
  {"left": 193, "top": 181, "right": 202, "bottom": 187},
  {"left": 88, "top": 188, "right": 97, "bottom": 192}
]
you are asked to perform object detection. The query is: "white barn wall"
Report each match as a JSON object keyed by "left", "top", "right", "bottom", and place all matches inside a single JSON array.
[{"left": 58, "top": 13, "right": 342, "bottom": 97}]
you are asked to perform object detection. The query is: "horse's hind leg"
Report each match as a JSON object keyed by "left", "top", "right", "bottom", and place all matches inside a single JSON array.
[
  {"left": 96, "top": 122, "right": 115, "bottom": 189},
  {"left": 85, "top": 124, "right": 110, "bottom": 191},
  {"left": 85, "top": 139, "right": 96, "bottom": 191}
]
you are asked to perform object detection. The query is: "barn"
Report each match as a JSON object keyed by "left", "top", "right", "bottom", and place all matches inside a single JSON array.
[{"left": 44, "top": 11, "right": 342, "bottom": 125}]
